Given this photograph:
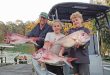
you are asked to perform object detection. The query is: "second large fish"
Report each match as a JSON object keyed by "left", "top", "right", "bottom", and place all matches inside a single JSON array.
[{"left": 55, "top": 30, "right": 91, "bottom": 47}]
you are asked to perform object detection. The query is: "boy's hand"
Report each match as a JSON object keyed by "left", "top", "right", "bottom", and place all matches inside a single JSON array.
[
  {"left": 74, "top": 42, "right": 80, "bottom": 48},
  {"left": 59, "top": 54, "right": 64, "bottom": 58}
]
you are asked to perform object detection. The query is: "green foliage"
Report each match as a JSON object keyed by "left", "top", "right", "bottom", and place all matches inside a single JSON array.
[
  {"left": 105, "top": 0, "right": 110, "bottom": 6},
  {"left": 0, "top": 20, "right": 36, "bottom": 54},
  {"left": 98, "top": 15, "right": 110, "bottom": 56},
  {"left": 5, "top": 44, "right": 35, "bottom": 54},
  {"left": 0, "top": 22, "right": 6, "bottom": 43}
]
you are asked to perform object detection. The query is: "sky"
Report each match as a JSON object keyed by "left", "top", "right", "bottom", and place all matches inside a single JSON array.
[{"left": 0, "top": 0, "right": 90, "bottom": 22}]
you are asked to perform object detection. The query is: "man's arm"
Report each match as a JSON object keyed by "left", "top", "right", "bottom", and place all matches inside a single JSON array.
[{"left": 27, "top": 26, "right": 39, "bottom": 37}]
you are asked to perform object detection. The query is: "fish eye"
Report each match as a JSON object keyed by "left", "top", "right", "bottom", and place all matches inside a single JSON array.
[{"left": 82, "top": 33, "right": 85, "bottom": 36}]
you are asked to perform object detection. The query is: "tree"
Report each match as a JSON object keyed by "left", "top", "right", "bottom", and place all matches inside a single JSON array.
[
  {"left": 0, "top": 21, "right": 6, "bottom": 42},
  {"left": 98, "top": 18, "right": 110, "bottom": 56},
  {"left": 6, "top": 21, "right": 17, "bottom": 33},
  {"left": 105, "top": 0, "right": 110, "bottom": 6},
  {"left": 15, "top": 20, "right": 26, "bottom": 35},
  {"left": 25, "top": 21, "right": 36, "bottom": 35}
]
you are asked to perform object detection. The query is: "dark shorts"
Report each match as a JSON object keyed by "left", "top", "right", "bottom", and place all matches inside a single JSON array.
[
  {"left": 46, "top": 64, "right": 64, "bottom": 75},
  {"left": 71, "top": 62, "right": 90, "bottom": 75}
]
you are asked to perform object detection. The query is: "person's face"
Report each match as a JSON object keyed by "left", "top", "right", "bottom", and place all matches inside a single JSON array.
[
  {"left": 71, "top": 17, "right": 83, "bottom": 27},
  {"left": 52, "top": 22, "right": 62, "bottom": 34},
  {"left": 39, "top": 17, "right": 48, "bottom": 25}
]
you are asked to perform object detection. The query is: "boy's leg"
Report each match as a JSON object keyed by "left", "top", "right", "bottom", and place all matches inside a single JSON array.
[
  {"left": 79, "top": 64, "right": 90, "bottom": 75},
  {"left": 71, "top": 62, "right": 79, "bottom": 75}
]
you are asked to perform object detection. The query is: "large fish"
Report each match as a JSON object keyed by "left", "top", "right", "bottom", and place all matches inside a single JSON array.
[
  {"left": 55, "top": 30, "right": 91, "bottom": 47},
  {"left": 32, "top": 48, "right": 77, "bottom": 68},
  {"left": 4, "top": 33, "right": 38, "bottom": 46}
]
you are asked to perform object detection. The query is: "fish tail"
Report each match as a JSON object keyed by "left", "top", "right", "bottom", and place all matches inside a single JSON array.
[
  {"left": 31, "top": 41, "right": 39, "bottom": 46},
  {"left": 63, "top": 59, "right": 73, "bottom": 68}
]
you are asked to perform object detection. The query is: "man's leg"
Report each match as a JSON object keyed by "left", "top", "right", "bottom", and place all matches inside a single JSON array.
[{"left": 32, "top": 58, "right": 48, "bottom": 75}]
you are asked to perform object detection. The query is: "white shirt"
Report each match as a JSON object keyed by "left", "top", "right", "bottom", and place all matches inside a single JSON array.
[{"left": 45, "top": 32, "right": 65, "bottom": 55}]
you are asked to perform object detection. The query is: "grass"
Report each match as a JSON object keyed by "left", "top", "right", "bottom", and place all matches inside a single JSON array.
[{"left": 5, "top": 44, "right": 35, "bottom": 54}]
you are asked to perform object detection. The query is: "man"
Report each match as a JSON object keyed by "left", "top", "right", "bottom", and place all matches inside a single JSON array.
[
  {"left": 27, "top": 12, "right": 53, "bottom": 51},
  {"left": 28, "top": 12, "right": 53, "bottom": 75}
]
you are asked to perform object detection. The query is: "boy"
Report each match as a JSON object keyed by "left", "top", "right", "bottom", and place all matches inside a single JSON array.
[{"left": 69, "top": 11, "right": 91, "bottom": 75}]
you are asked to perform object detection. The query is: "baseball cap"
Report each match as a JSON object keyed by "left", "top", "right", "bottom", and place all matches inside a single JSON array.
[{"left": 39, "top": 12, "right": 48, "bottom": 19}]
